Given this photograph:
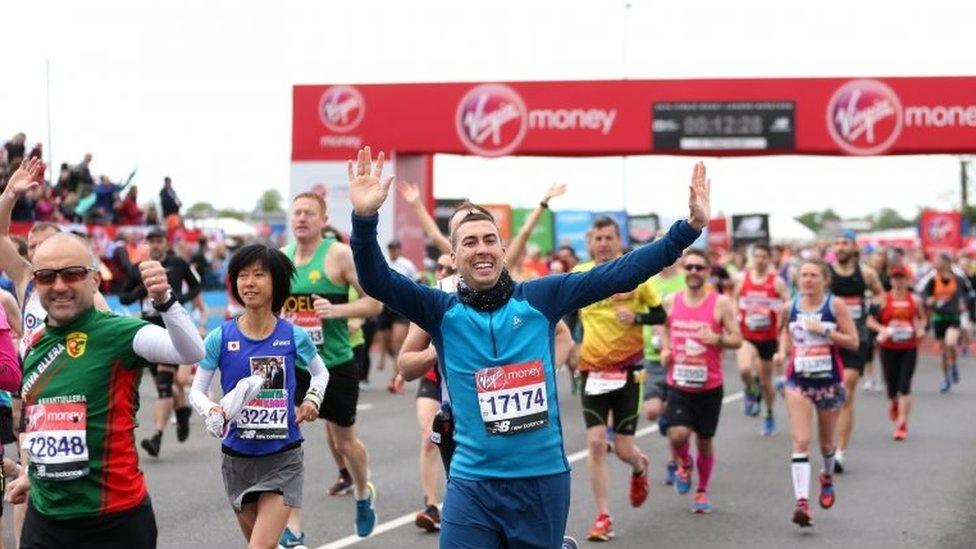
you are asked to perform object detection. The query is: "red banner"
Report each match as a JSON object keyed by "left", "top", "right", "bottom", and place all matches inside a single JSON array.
[
  {"left": 919, "top": 210, "right": 963, "bottom": 254},
  {"left": 294, "top": 77, "right": 976, "bottom": 160},
  {"left": 9, "top": 223, "right": 201, "bottom": 257},
  {"left": 707, "top": 217, "right": 730, "bottom": 256}
]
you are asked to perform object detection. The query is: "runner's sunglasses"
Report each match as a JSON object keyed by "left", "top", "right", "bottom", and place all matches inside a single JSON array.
[
  {"left": 32, "top": 266, "right": 97, "bottom": 286},
  {"left": 684, "top": 264, "right": 708, "bottom": 272}
]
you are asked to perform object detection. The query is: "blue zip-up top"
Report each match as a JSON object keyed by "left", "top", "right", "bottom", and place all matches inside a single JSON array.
[{"left": 351, "top": 213, "right": 700, "bottom": 480}]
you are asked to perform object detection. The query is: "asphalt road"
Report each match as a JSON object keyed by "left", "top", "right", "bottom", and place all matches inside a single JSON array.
[{"left": 2, "top": 352, "right": 974, "bottom": 548}]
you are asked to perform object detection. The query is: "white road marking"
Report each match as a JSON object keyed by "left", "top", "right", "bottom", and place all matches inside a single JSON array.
[{"left": 316, "top": 392, "right": 745, "bottom": 549}]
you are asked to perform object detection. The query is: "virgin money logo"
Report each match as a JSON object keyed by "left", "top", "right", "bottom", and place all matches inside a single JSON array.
[
  {"left": 925, "top": 215, "right": 957, "bottom": 243},
  {"left": 319, "top": 86, "right": 365, "bottom": 133},
  {"left": 455, "top": 84, "right": 527, "bottom": 157},
  {"left": 476, "top": 367, "right": 507, "bottom": 392},
  {"left": 827, "top": 79, "right": 903, "bottom": 155}
]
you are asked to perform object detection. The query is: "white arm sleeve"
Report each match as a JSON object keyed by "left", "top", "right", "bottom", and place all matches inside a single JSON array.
[
  {"left": 132, "top": 303, "right": 206, "bottom": 365},
  {"left": 189, "top": 367, "right": 218, "bottom": 417},
  {"left": 303, "top": 355, "right": 330, "bottom": 407}
]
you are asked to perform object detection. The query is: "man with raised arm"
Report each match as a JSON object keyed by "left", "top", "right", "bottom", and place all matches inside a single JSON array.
[{"left": 349, "top": 146, "right": 709, "bottom": 548}]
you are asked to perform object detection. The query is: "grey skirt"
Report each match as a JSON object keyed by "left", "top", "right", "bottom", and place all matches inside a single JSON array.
[{"left": 221, "top": 445, "right": 304, "bottom": 512}]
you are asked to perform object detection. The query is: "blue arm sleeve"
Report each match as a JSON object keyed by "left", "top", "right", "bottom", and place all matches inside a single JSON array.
[
  {"left": 198, "top": 328, "right": 222, "bottom": 371},
  {"left": 293, "top": 325, "right": 317, "bottom": 369},
  {"left": 350, "top": 213, "right": 449, "bottom": 334},
  {"left": 523, "top": 220, "right": 701, "bottom": 321}
]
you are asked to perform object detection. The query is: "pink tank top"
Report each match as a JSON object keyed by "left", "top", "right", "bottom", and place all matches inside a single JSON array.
[{"left": 666, "top": 290, "right": 723, "bottom": 392}]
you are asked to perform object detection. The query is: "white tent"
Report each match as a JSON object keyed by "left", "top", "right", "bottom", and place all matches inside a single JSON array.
[
  {"left": 186, "top": 217, "right": 258, "bottom": 236},
  {"left": 768, "top": 214, "right": 816, "bottom": 244}
]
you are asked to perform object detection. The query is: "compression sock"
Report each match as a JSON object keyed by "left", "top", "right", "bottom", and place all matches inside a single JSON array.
[
  {"left": 821, "top": 450, "right": 836, "bottom": 475},
  {"left": 696, "top": 452, "right": 715, "bottom": 492},
  {"left": 791, "top": 453, "right": 810, "bottom": 501},
  {"left": 674, "top": 441, "right": 692, "bottom": 466}
]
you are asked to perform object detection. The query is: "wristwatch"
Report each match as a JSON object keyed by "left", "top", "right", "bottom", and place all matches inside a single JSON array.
[
  {"left": 540, "top": 201, "right": 549, "bottom": 209},
  {"left": 152, "top": 292, "right": 178, "bottom": 312}
]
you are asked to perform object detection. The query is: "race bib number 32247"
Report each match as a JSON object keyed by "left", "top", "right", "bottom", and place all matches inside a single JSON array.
[
  {"left": 25, "top": 401, "right": 89, "bottom": 481},
  {"left": 475, "top": 360, "right": 549, "bottom": 436}
]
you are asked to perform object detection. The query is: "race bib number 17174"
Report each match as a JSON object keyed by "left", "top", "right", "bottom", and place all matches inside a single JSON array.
[{"left": 475, "top": 361, "right": 549, "bottom": 436}]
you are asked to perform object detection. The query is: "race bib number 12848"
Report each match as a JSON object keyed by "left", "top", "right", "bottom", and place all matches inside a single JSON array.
[{"left": 25, "top": 401, "right": 89, "bottom": 481}]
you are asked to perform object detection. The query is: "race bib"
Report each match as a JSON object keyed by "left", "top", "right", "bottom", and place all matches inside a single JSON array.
[
  {"left": 584, "top": 370, "right": 628, "bottom": 396},
  {"left": 475, "top": 361, "right": 549, "bottom": 436},
  {"left": 237, "top": 356, "right": 289, "bottom": 440},
  {"left": 794, "top": 345, "right": 834, "bottom": 379},
  {"left": 888, "top": 321, "right": 914, "bottom": 342},
  {"left": 673, "top": 363, "right": 708, "bottom": 388},
  {"left": 281, "top": 295, "right": 324, "bottom": 346},
  {"left": 841, "top": 297, "right": 863, "bottom": 320},
  {"left": 25, "top": 400, "right": 89, "bottom": 481},
  {"left": 745, "top": 312, "right": 772, "bottom": 331}
]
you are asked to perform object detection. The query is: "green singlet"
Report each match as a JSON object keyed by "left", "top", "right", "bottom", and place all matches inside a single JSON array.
[
  {"left": 283, "top": 237, "right": 353, "bottom": 367},
  {"left": 643, "top": 273, "right": 688, "bottom": 361},
  {"left": 21, "top": 307, "right": 150, "bottom": 519}
]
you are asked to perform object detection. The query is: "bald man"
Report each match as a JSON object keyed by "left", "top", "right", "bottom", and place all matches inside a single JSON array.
[{"left": 6, "top": 233, "right": 205, "bottom": 548}]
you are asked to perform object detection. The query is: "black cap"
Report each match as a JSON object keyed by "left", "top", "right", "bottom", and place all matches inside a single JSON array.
[{"left": 146, "top": 226, "right": 167, "bottom": 239}]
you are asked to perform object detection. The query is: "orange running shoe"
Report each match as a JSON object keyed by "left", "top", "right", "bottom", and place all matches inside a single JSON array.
[
  {"left": 893, "top": 422, "right": 907, "bottom": 441},
  {"left": 629, "top": 454, "right": 649, "bottom": 507},
  {"left": 587, "top": 513, "right": 614, "bottom": 542}
]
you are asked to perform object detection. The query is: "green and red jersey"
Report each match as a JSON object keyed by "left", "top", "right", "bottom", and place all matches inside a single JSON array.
[{"left": 21, "top": 307, "right": 150, "bottom": 519}]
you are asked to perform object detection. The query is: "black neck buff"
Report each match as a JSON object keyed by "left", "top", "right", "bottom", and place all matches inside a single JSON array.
[{"left": 457, "top": 269, "right": 515, "bottom": 312}]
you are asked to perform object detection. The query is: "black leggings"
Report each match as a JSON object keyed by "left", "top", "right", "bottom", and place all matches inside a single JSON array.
[{"left": 880, "top": 347, "right": 917, "bottom": 400}]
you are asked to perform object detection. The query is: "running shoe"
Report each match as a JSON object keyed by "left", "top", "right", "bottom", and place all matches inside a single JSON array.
[
  {"left": 175, "top": 406, "right": 191, "bottom": 443},
  {"left": 665, "top": 461, "right": 677, "bottom": 486},
  {"left": 761, "top": 413, "right": 775, "bottom": 436},
  {"left": 893, "top": 422, "right": 908, "bottom": 441},
  {"left": 278, "top": 527, "right": 305, "bottom": 548},
  {"left": 888, "top": 399, "right": 898, "bottom": 422},
  {"left": 939, "top": 377, "right": 951, "bottom": 394},
  {"left": 675, "top": 461, "right": 692, "bottom": 495},
  {"left": 415, "top": 503, "right": 441, "bottom": 532},
  {"left": 562, "top": 536, "right": 581, "bottom": 549},
  {"left": 744, "top": 385, "right": 761, "bottom": 417},
  {"left": 691, "top": 491, "right": 712, "bottom": 514},
  {"left": 327, "top": 473, "right": 354, "bottom": 496},
  {"left": 818, "top": 473, "right": 835, "bottom": 509},
  {"left": 833, "top": 457, "right": 845, "bottom": 474},
  {"left": 951, "top": 364, "right": 960, "bottom": 384},
  {"left": 586, "top": 514, "right": 614, "bottom": 542},
  {"left": 355, "top": 482, "right": 377, "bottom": 537},
  {"left": 629, "top": 454, "right": 649, "bottom": 507},
  {"left": 140, "top": 432, "right": 161, "bottom": 458},
  {"left": 792, "top": 498, "right": 813, "bottom": 527}
]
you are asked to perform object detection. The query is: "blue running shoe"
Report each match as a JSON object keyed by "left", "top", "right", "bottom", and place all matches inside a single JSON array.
[
  {"left": 355, "top": 482, "right": 377, "bottom": 537},
  {"left": 692, "top": 491, "right": 712, "bottom": 514},
  {"left": 657, "top": 415, "right": 670, "bottom": 437},
  {"left": 665, "top": 461, "right": 678, "bottom": 486},
  {"left": 761, "top": 414, "right": 775, "bottom": 437},
  {"left": 951, "top": 364, "right": 960, "bottom": 384},
  {"left": 939, "top": 377, "right": 951, "bottom": 394},
  {"left": 675, "top": 462, "right": 692, "bottom": 495},
  {"left": 278, "top": 527, "right": 305, "bottom": 548}
]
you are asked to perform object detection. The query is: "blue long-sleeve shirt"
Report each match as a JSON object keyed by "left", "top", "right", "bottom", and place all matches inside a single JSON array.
[{"left": 351, "top": 212, "right": 700, "bottom": 479}]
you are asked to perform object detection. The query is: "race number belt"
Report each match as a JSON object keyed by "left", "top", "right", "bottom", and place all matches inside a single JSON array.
[
  {"left": 25, "top": 400, "right": 89, "bottom": 481},
  {"left": 475, "top": 360, "right": 548, "bottom": 436},
  {"left": 584, "top": 370, "right": 628, "bottom": 396},
  {"left": 281, "top": 295, "right": 324, "bottom": 346},
  {"left": 794, "top": 345, "right": 834, "bottom": 379},
  {"left": 237, "top": 356, "right": 289, "bottom": 440}
]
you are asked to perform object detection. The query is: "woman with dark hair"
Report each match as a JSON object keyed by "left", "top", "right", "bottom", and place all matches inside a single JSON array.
[
  {"left": 189, "top": 244, "right": 329, "bottom": 548},
  {"left": 774, "top": 258, "right": 859, "bottom": 528}
]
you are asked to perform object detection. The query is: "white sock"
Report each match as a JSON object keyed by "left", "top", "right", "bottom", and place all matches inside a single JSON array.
[
  {"left": 791, "top": 453, "right": 810, "bottom": 500},
  {"left": 836, "top": 449, "right": 846, "bottom": 463}
]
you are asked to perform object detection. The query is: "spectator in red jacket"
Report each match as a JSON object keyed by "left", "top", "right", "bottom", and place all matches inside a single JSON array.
[{"left": 116, "top": 185, "right": 145, "bottom": 225}]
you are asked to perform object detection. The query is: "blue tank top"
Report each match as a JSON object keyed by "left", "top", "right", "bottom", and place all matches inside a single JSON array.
[
  {"left": 217, "top": 318, "right": 303, "bottom": 456},
  {"left": 786, "top": 293, "right": 844, "bottom": 386}
]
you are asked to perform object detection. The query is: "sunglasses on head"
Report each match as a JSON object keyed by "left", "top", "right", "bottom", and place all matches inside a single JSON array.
[
  {"left": 684, "top": 264, "right": 708, "bottom": 272},
  {"left": 32, "top": 266, "right": 96, "bottom": 286},
  {"left": 436, "top": 264, "right": 456, "bottom": 274}
]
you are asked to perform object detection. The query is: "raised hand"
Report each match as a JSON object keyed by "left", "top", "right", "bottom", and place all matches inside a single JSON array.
[
  {"left": 688, "top": 162, "right": 710, "bottom": 230},
  {"left": 542, "top": 182, "right": 567, "bottom": 203},
  {"left": 397, "top": 180, "right": 421, "bottom": 205},
  {"left": 140, "top": 260, "right": 171, "bottom": 304},
  {"left": 348, "top": 146, "right": 395, "bottom": 216},
  {"left": 3, "top": 157, "right": 42, "bottom": 197}
]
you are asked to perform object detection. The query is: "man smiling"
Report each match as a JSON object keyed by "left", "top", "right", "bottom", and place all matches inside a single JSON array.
[{"left": 348, "top": 146, "right": 709, "bottom": 548}]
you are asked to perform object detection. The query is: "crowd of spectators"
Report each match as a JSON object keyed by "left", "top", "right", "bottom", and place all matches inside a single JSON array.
[{"left": 1, "top": 131, "right": 182, "bottom": 227}]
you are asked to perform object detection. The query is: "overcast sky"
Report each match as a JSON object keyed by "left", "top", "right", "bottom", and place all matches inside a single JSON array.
[{"left": 3, "top": 0, "right": 974, "bottom": 219}]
